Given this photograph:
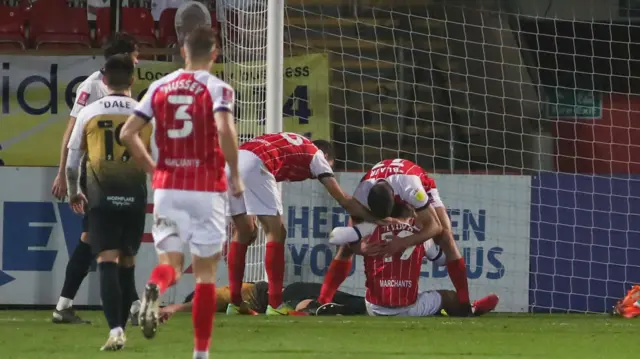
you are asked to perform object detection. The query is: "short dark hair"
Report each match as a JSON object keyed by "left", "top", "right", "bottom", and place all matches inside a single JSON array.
[
  {"left": 103, "top": 54, "right": 135, "bottom": 91},
  {"left": 103, "top": 32, "right": 138, "bottom": 59},
  {"left": 184, "top": 25, "right": 218, "bottom": 60},
  {"left": 390, "top": 203, "right": 414, "bottom": 219},
  {"left": 367, "top": 182, "right": 394, "bottom": 219},
  {"left": 313, "top": 140, "right": 334, "bottom": 160}
]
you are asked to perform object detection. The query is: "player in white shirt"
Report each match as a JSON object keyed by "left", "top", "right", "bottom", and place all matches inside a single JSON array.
[{"left": 51, "top": 33, "right": 140, "bottom": 326}]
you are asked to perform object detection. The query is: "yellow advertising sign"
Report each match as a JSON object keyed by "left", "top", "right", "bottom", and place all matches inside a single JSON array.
[{"left": 0, "top": 53, "right": 330, "bottom": 166}]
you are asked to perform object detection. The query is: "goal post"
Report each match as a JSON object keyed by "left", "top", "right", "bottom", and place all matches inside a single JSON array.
[{"left": 219, "top": 0, "right": 639, "bottom": 313}]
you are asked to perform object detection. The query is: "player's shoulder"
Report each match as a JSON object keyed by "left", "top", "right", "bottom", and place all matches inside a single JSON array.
[
  {"left": 83, "top": 70, "right": 104, "bottom": 85},
  {"left": 75, "top": 99, "right": 102, "bottom": 126},
  {"left": 199, "top": 72, "right": 234, "bottom": 101},
  {"left": 81, "top": 95, "right": 137, "bottom": 119},
  {"left": 75, "top": 70, "right": 106, "bottom": 101},
  {"left": 195, "top": 71, "right": 230, "bottom": 89}
]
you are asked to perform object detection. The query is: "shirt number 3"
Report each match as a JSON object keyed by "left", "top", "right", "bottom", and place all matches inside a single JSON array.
[{"left": 168, "top": 95, "right": 193, "bottom": 139}]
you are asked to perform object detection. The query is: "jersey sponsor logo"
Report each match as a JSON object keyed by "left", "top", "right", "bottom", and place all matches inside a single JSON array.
[
  {"left": 222, "top": 87, "right": 233, "bottom": 104},
  {"left": 76, "top": 91, "right": 90, "bottom": 106},
  {"left": 379, "top": 279, "right": 413, "bottom": 288},
  {"left": 106, "top": 196, "right": 135, "bottom": 207},
  {"left": 413, "top": 188, "right": 426, "bottom": 202},
  {"left": 164, "top": 158, "right": 201, "bottom": 167}
]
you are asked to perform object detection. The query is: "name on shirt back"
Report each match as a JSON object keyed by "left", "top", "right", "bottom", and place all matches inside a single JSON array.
[{"left": 160, "top": 79, "right": 205, "bottom": 94}]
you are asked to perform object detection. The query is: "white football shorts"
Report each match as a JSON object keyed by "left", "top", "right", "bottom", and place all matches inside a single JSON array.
[
  {"left": 428, "top": 188, "right": 445, "bottom": 208},
  {"left": 365, "top": 291, "right": 442, "bottom": 317},
  {"left": 227, "top": 150, "right": 282, "bottom": 216},
  {"left": 152, "top": 189, "right": 228, "bottom": 258}
]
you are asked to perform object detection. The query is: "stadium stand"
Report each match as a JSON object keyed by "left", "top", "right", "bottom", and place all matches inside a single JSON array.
[
  {"left": 158, "top": 8, "right": 178, "bottom": 47},
  {"left": 121, "top": 7, "right": 156, "bottom": 48},
  {"left": 0, "top": 6, "right": 27, "bottom": 50},
  {"left": 30, "top": 6, "right": 92, "bottom": 49}
]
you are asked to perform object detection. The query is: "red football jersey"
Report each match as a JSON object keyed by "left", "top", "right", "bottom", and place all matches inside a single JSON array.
[
  {"left": 364, "top": 221, "right": 425, "bottom": 307},
  {"left": 239, "top": 132, "right": 333, "bottom": 182},
  {"left": 354, "top": 159, "right": 436, "bottom": 211},
  {"left": 134, "top": 70, "right": 234, "bottom": 192}
]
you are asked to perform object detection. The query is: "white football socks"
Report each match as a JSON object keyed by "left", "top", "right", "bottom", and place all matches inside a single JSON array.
[
  {"left": 130, "top": 300, "right": 141, "bottom": 314},
  {"left": 56, "top": 297, "right": 73, "bottom": 311}
]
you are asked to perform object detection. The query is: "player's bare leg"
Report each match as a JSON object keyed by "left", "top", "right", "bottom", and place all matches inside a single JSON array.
[
  {"left": 97, "top": 249, "right": 126, "bottom": 351},
  {"left": 318, "top": 244, "right": 353, "bottom": 304},
  {"left": 191, "top": 252, "right": 221, "bottom": 359},
  {"left": 140, "top": 250, "right": 183, "bottom": 339},
  {"left": 259, "top": 215, "right": 297, "bottom": 315},
  {"left": 226, "top": 214, "right": 259, "bottom": 315},
  {"left": 433, "top": 206, "right": 471, "bottom": 312}
]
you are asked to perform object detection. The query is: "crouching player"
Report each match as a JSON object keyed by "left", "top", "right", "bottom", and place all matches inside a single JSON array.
[{"left": 329, "top": 204, "right": 499, "bottom": 317}]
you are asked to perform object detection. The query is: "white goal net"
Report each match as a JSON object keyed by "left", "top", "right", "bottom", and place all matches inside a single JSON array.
[{"left": 218, "top": 0, "right": 640, "bottom": 313}]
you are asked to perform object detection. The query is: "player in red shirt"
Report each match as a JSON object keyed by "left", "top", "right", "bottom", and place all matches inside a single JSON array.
[
  {"left": 120, "top": 26, "right": 242, "bottom": 359},
  {"left": 226, "top": 133, "right": 384, "bottom": 315},
  {"left": 329, "top": 203, "right": 499, "bottom": 317},
  {"left": 316, "top": 158, "right": 473, "bottom": 314}
]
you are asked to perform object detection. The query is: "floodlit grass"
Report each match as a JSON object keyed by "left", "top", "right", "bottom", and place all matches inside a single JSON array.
[{"left": 0, "top": 310, "right": 637, "bottom": 358}]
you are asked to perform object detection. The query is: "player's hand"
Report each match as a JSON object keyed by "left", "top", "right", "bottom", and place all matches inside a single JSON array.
[
  {"left": 51, "top": 173, "right": 67, "bottom": 201},
  {"left": 69, "top": 193, "right": 87, "bottom": 215},
  {"left": 384, "top": 235, "right": 408, "bottom": 255},
  {"left": 359, "top": 236, "right": 387, "bottom": 256},
  {"left": 229, "top": 174, "right": 245, "bottom": 198},
  {"left": 159, "top": 304, "right": 181, "bottom": 323}
]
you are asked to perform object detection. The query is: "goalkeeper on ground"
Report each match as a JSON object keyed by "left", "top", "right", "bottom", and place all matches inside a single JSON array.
[{"left": 159, "top": 281, "right": 368, "bottom": 319}]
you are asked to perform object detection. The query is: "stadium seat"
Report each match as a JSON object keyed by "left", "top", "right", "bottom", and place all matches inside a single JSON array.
[
  {"left": 158, "top": 8, "right": 178, "bottom": 47},
  {"left": 0, "top": 7, "right": 27, "bottom": 50},
  {"left": 121, "top": 7, "right": 157, "bottom": 48},
  {"left": 30, "top": 7, "right": 91, "bottom": 50},
  {"left": 95, "top": 7, "right": 111, "bottom": 46}
]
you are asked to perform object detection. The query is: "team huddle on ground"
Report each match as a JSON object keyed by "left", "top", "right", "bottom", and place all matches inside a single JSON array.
[{"left": 50, "top": 27, "right": 499, "bottom": 358}]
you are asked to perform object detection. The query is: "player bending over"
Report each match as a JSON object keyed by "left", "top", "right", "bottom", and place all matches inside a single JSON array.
[
  {"left": 51, "top": 33, "right": 141, "bottom": 325},
  {"left": 317, "top": 159, "right": 473, "bottom": 314},
  {"left": 66, "top": 55, "right": 151, "bottom": 350},
  {"left": 329, "top": 203, "right": 499, "bottom": 317},
  {"left": 120, "top": 26, "right": 242, "bottom": 359},
  {"left": 227, "top": 133, "right": 385, "bottom": 316},
  {"left": 160, "top": 281, "right": 368, "bottom": 319}
]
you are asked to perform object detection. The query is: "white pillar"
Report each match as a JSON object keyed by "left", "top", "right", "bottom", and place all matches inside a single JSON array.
[{"left": 265, "top": 0, "right": 284, "bottom": 133}]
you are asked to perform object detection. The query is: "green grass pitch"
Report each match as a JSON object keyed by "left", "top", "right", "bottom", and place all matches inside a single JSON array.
[{"left": 0, "top": 310, "right": 637, "bottom": 358}]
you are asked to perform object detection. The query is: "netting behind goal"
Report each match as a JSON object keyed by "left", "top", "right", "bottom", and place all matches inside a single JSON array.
[
  {"left": 216, "top": 0, "right": 269, "bottom": 283},
  {"left": 220, "top": 0, "right": 640, "bottom": 313}
]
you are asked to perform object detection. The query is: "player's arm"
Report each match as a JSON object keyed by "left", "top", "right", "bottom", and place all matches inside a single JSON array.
[
  {"left": 213, "top": 85, "right": 243, "bottom": 196},
  {"left": 215, "top": 110, "right": 239, "bottom": 173},
  {"left": 387, "top": 183, "right": 443, "bottom": 253},
  {"left": 320, "top": 177, "right": 382, "bottom": 223},
  {"left": 311, "top": 155, "right": 382, "bottom": 223},
  {"left": 65, "top": 116, "right": 86, "bottom": 197},
  {"left": 57, "top": 116, "right": 77, "bottom": 177},
  {"left": 329, "top": 222, "right": 386, "bottom": 256},
  {"left": 121, "top": 115, "right": 156, "bottom": 174},
  {"left": 52, "top": 84, "right": 91, "bottom": 199},
  {"left": 121, "top": 83, "right": 159, "bottom": 174}
]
